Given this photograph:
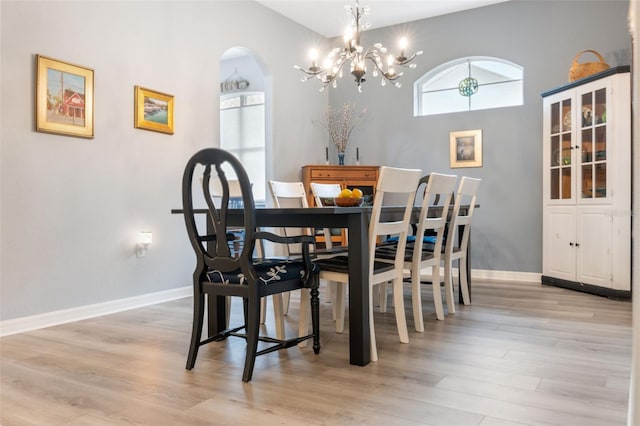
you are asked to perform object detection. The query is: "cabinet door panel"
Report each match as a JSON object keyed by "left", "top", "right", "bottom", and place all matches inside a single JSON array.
[
  {"left": 578, "top": 83, "right": 609, "bottom": 203},
  {"left": 543, "top": 207, "right": 575, "bottom": 280},
  {"left": 543, "top": 94, "right": 575, "bottom": 204},
  {"left": 576, "top": 207, "right": 612, "bottom": 287}
]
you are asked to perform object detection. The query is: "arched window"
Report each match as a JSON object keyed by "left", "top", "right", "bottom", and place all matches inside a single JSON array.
[
  {"left": 220, "top": 47, "right": 267, "bottom": 204},
  {"left": 220, "top": 91, "right": 265, "bottom": 202},
  {"left": 414, "top": 56, "right": 523, "bottom": 116}
]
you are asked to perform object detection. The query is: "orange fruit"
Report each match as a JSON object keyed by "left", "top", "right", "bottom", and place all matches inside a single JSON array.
[
  {"left": 352, "top": 188, "right": 363, "bottom": 198},
  {"left": 339, "top": 188, "right": 353, "bottom": 198}
]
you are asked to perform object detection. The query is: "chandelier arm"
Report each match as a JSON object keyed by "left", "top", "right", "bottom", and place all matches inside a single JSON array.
[
  {"left": 320, "top": 57, "right": 350, "bottom": 86},
  {"left": 295, "top": 67, "right": 324, "bottom": 77},
  {"left": 396, "top": 52, "right": 419, "bottom": 66},
  {"left": 364, "top": 55, "right": 401, "bottom": 82}
]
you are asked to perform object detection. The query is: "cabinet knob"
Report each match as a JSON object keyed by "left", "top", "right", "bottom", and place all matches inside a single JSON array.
[
  {"left": 575, "top": 243, "right": 580, "bottom": 247},
  {"left": 569, "top": 242, "right": 574, "bottom": 246}
]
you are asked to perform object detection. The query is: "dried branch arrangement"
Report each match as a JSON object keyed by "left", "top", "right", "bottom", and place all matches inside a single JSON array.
[{"left": 317, "top": 103, "right": 367, "bottom": 153}]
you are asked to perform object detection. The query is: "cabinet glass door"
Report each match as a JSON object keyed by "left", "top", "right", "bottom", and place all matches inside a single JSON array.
[
  {"left": 549, "top": 98, "right": 573, "bottom": 200},
  {"left": 580, "top": 88, "right": 607, "bottom": 199}
]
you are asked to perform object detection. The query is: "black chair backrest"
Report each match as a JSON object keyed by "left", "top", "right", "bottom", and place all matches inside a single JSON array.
[{"left": 182, "top": 148, "right": 256, "bottom": 276}]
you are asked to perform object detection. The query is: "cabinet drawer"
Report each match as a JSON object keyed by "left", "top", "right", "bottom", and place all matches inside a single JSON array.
[
  {"left": 310, "top": 169, "right": 377, "bottom": 180},
  {"left": 309, "top": 167, "right": 378, "bottom": 180}
]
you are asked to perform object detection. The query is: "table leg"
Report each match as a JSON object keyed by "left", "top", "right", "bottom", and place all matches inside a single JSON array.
[
  {"left": 458, "top": 227, "right": 471, "bottom": 304},
  {"left": 347, "top": 213, "right": 371, "bottom": 366}
]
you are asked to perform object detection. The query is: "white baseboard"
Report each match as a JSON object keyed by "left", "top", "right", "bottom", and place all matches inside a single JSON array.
[
  {"left": 1, "top": 269, "right": 541, "bottom": 337},
  {"left": 471, "top": 269, "right": 541, "bottom": 283},
  {"left": 0, "top": 286, "right": 191, "bottom": 337},
  {"left": 418, "top": 268, "right": 541, "bottom": 284}
]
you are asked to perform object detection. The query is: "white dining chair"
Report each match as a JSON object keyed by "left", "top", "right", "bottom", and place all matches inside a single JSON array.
[
  {"left": 269, "top": 180, "right": 349, "bottom": 341},
  {"left": 311, "top": 166, "right": 422, "bottom": 361},
  {"left": 310, "top": 182, "right": 347, "bottom": 248},
  {"left": 268, "top": 181, "right": 314, "bottom": 317},
  {"left": 376, "top": 173, "right": 457, "bottom": 324},
  {"left": 439, "top": 176, "right": 481, "bottom": 311},
  {"left": 309, "top": 182, "right": 347, "bottom": 326},
  {"left": 415, "top": 176, "right": 481, "bottom": 317}
]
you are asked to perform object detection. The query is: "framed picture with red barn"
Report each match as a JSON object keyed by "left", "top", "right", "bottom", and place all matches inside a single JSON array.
[{"left": 35, "top": 55, "right": 94, "bottom": 139}]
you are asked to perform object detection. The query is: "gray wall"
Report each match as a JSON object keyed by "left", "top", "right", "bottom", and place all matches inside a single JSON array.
[
  {"left": 326, "top": 0, "right": 631, "bottom": 274},
  {"left": 0, "top": 0, "right": 631, "bottom": 322},
  {"left": 0, "top": 1, "right": 328, "bottom": 321}
]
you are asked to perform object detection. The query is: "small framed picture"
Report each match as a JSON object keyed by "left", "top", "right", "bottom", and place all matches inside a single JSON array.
[
  {"left": 134, "top": 86, "right": 174, "bottom": 134},
  {"left": 450, "top": 129, "right": 482, "bottom": 168},
  {"left": 35, "top": 55, "right": 94, "bottom": 139}
]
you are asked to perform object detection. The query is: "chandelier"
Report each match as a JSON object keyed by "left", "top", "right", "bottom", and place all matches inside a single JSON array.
[{"left": 294, "top": 0, "right": 422, "bottom": 92}]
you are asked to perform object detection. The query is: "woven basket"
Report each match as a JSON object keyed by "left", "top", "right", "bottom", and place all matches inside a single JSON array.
[{"left": 568, "top": 50, "right": 610, "bottom": 82}]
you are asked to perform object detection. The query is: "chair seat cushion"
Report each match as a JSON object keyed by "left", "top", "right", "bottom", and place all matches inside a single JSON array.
[
  {"left": 384, "top": 235, "right": 416, "bottom": 244},
  {"left": 206, "top": 258, "right": 318, "bottom": 285},
  {"left": 375, "top": 245, "right": 435, "bottom": 262},
  {"left": 384, "top": 235, "right": 436, "bottom": 245},
  {"left": 418, "top": 242, "right": 463, "bottom": 256},
  {"left": 314, "top": 255, "right": 395, "bottom": 274}
]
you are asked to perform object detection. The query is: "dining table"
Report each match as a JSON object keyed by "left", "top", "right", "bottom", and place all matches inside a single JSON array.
[{"left": 172, "top": 204, "right": 474, "bottom": 367}]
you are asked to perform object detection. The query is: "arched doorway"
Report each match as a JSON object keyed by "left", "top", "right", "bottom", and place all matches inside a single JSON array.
[{"left": 219, "top": 47, "right": 269, "bottom": 204}]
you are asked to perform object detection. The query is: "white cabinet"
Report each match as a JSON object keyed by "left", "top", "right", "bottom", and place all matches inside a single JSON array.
[{"left": 542, "top": 67, "right": 630, "bottom": 298}]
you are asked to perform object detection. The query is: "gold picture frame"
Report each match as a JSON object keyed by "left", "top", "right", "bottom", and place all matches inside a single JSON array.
[
  {"left": 450, "top": 129, "right": 482, "bottom": 168},
  {"left": 134, "top": 86, "right": 174, "bottom": 134},
  {"left": 35, "top": 55, "right": 94, "bottom": 139}
]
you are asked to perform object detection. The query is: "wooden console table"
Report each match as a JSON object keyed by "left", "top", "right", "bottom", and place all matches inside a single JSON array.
[
  {"left": 301, "top": 165, "right": 380, "bottom": 206},
  {"left": 301, "top": 165, "right": 380, "bottom": 246}
]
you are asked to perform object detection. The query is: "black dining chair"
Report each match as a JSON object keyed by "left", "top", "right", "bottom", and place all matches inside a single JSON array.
[{"left": 181, "top": 148, "right": 320, "bottom": 382}]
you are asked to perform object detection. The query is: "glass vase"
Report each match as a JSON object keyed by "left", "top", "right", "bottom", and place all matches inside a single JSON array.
[{"left": 338, "top": 152, "right": 345, "bottom": 165}]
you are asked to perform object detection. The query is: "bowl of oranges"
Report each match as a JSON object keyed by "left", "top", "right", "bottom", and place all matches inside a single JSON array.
[{"left": 334, "top": 188, "right": 364, "bottom": 207}]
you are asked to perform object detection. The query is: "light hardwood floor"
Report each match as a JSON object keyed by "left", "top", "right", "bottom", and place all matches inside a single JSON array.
[{"left": 1, "top": 280, "right": 632, "bottom": 426}]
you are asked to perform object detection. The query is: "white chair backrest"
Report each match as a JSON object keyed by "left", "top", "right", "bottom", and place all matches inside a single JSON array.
[
  {"left": 413, "top": 173, "right": 458, "bottom": 257},
  {"left": 269, "top": 180, "right": 309, "bottom": 208},
  {"left": 370, "top": 166, "right": 422, "bottom": 270},
  {"left": 310, "top": 182, "right": 344, "bottom": 249},
  {"left": 268, "top": 180, "right": 312, "bottom": 255},
  {"left": 446, "top": 176, "right": 481, "bottom": 255},
  {"left": 310, "top": 182, "right": 342, "bottom": 206}
]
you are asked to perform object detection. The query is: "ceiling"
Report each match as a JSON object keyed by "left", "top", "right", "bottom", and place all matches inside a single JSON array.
[{"left": 256, "top": 0, "right": 511, "bottom": 38}]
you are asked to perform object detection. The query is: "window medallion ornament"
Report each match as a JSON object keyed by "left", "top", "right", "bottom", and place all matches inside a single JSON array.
[{"left": 458, "top": 77, "right": 479, "bottom": 97}]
